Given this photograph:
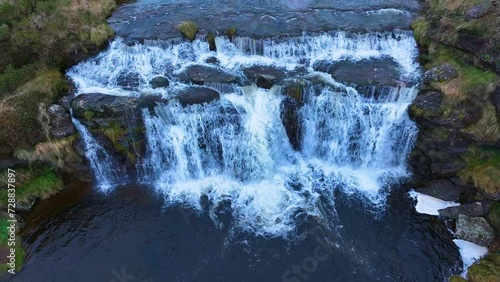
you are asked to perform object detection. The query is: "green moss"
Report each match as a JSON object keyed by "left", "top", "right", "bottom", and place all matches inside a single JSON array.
[
  {"left": 487, "top": 202, "right": 500, "bottom": 235},
  {"left": 449, "top": 276, "right": 467, "bottom": 282},
  {"left": 225, "top": 28, "right": 237, "bottom": 39},
  {"left": 459, "top": 65, "right": 497, "bottom": 92},
  {"left": 0, "top": 216, "right": 25, "bottom": 274},
  {"left": 101, "top": 122, "right": 136, "bottom": 163},
  {"left": 411, "top": 18, "right": 431, "bottom": 47},
  {"left": 468, "top": 251, "right": 500, "bottom": 282},
  {"left": 207, "top": 32, "right": 216, "bottom": 51},
  {"left": 459, "top": 145, "right": 500, "bottom": 197},
  {"left": 178, "top": 21, "right": 198, "bottom": 41},
  {"left": 90, "top": 24, "right": 114, "bottom": 48},
  {"left": 0, "top": 170, "right": 63, "bottom": 208},
  {"left": 83, "top": 110, "right": 95, "bottom": 121}
]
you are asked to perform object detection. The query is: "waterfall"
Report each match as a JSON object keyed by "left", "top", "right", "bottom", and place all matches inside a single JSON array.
[
  {"left": 68, "top": 31, "right": 420, "bottom": 236},
  {"left": 72, "top": 117, "right": 122, "bottom": 191}
]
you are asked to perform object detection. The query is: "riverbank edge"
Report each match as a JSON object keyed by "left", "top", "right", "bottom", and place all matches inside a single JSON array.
[{"left": 408, "top": 0, "right": 500, "bottom": 281}]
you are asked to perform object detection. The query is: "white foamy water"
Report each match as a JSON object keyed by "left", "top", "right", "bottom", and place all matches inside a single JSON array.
[
  {"left": 68, "top": 31, "right": 420, "bottom": 236},
  {"left": 72, "top": 118, "right": 121, "bottom": 191},
  {"left": 453, "top": 239, "right": 488, "bottom": 276},
  {"left": 67, "top": 31, "right": 420, "bottom": 96},
  {"left": 409, "top": 191, "right": 460, "bottom": 216}
]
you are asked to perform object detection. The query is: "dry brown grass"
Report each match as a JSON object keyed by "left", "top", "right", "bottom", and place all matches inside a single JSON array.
[{"left": 14, "top": 135, "right": 81, "bottom": 168}]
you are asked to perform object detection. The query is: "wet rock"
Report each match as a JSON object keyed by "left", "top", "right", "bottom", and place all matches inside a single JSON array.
[
  {"left": 413, "top": 90, "right": 443, "bottom": 111},
  {"left": 108, "top": 1, "right": 420, "bottom": 43},
  {"left": 414, "top": 179, "right": 462, "bottom": 201},
  {"left": 281, "top": 96, "right": 302, "bottom": 151},
  {"left": 455, "top": 214, "right": 494, "bottom": 246},
  {"left": 429, "top": 158, "right": 467, "bottom": 178},
  {"left": 117, "top": 72, "right": 141, "bottom": 90},
  {"left": 71, "top": 93, "right": 161, "bottom": 127},
  {"left": 465, "top": 4, "right": 490, "bottom": 21},
  {"left": 48, "top": 104, "right": 76, "bottom": 138},
  {"left": 438, "top": 202, "right": 486, "bottom": 219},
  {"left": 58, "top": 94, "right": 74, "bottom": 111},
  {"left": 181, "top": 65, "right": 240, "bottom": 85},
  {"left": 424, "top": 63, "right": 458, "bottom": 83},
  {"left": 489, "top": 85, "right": 500, "bottom": 114},
  {"left": 205, "top": 57, "right": 220, "bottom": 64},
  {"left": 150, "top": 76, "right": 170, "bottom": 89},
  {"left": 243, "top": 65, "right": 288, "bottom": 89},
  {"left": 313, "top": 58, "right": 401, "bottom": 86},
  {"left": 174, "top": 86, "right": 220, "bottom": 106}
]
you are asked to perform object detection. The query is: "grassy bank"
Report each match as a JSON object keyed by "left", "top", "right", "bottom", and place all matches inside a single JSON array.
[{"left": 0, "top": 0, "right": 119, "bottom": 274}]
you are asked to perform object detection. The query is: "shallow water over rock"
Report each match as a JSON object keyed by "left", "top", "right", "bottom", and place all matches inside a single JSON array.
[{"left": 109, "top": 0, "right": 421, "bottom": 43}]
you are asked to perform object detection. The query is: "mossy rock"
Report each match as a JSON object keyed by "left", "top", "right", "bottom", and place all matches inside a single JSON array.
[
  {"left": 225, "top": 28, "right": 237, "bottom": 39},
  {"left": 207, "top": 32, "right": 216, "bottom": 51},
  {"left": 487, "top": 202, "right": 500, "bottom": 235},
  {"left": 178, "top": 21, "right": 198, "bottom": 41},
  {"left": 467, "top": 251, "right": 500, "bottom": 282},
  {"left": 449, "top": 276, "right": 467, "bottom": 282},
  {"left": 459, "top": 145, "right": 500, "bottom": 198}
]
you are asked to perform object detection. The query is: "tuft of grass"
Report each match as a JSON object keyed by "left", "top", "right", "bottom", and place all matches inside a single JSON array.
[
  {"left": 467, "top": 251, "right": 500, "bottom": 282},
  {"left": 462, "top": 104, "right": 500, "bottom": 144},
  {"left": 0, "top": 169, "right": 64, "bottom": 208},
  {"left": 459, "top": 145, "right": 500, "bottom": 198},
  {"left": 178, "top": 21, "right": 198, "bottom": 41},
  {"left": 411, "top": 17, "right": 431, "bottom": 47},
  {"left": 14, "top": 135, "right": 81, "bottom": 168}
]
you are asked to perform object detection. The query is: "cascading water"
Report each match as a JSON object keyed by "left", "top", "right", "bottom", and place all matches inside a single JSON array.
[{"left": 68, "top": 30, "right": 420, "bottom": 236}]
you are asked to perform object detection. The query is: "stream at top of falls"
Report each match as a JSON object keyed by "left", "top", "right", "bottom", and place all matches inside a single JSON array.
[{"left": 4, "top": 1, "right": 467, "bottom": 281}]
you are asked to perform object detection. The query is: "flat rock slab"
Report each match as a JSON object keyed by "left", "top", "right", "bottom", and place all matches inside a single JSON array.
[
  {"left": 109, "top": 0, "right": 420, "bottom": 43},
  {"left": 414, "top": 179, "right": 462, "bottom": 201},
  {"left": 313, "top": 58, "right": 402, "bottom": 86},
  {"left": 438, "top": 202, "right": 486, "bottom": 219},
  {"left": 180, "top": 65, "right": 241, "bottom": 85}
]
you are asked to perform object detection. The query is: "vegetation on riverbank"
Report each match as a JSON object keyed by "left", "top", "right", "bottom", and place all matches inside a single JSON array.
[
  {"left": 0, "top": 0, "right": 118, "bottom": 274},
  {"left": 0, "top": 0, "right": 117, "bottom": 157},
  {"left": 411, "top": 0, "right": 500, "bottom": 280}
]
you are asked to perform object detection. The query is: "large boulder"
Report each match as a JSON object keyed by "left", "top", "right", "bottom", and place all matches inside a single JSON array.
[
  {"left": 48, "top": 104, "right": 76, "bottom": 138},
  {"left": 424, "top": 63, "right": 459, "bottom": 83},
  {"left": 150, "top": 76, "right": 170, "bottom": 89},
  {"left": 181, "top": 65, "right": 241, "bottom": 85},
  {"left": 243, "top": 65, "right": 288, "bottom": 89},
  {"left": 414, "top": 179, "right": 463, "bottom": 201},
  {"left": 173, "top": 86, "right": 220, "bottom": 106},
  {"left": 465, "top": 4, "right": 490, "bottom": 21},
  {"left": 455, "top": 214, "right": 495, "bottom": 246},
  {"left": 71, "top": 93, "right": 160, "bottom": 127},
  {"left": 313, "top": 58, "right": 402, "bottom": 86},
  {"left": 412, "top": 89, "right": 443, "bottom": 112},
  {"left": 438, "top": 202, "right": 487, "bottom": 219}
]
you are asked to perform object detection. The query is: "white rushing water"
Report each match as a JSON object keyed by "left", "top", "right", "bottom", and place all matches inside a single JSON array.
[{"left": 68, "top": 31, "right": 420, "bottom": 236}]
